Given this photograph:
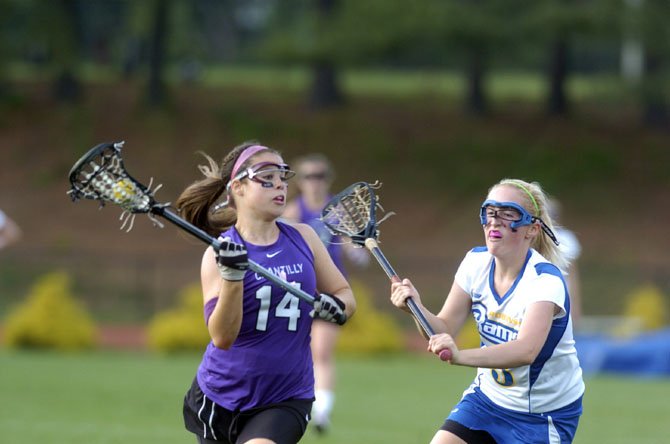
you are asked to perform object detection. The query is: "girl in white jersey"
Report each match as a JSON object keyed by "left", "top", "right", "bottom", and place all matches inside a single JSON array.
[{"left": 391, "top": 179, "right": 584, "bottom": 444}]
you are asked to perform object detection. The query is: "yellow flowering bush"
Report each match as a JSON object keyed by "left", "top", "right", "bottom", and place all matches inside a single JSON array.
[
  {"left": 147, "top": 283, "right": 210, "bottom": 353},
  {"left": 3, "top": 271, "right": 97, "bottom": 350},
  {"left": 622, "top": 284, "right": 667, "bottom": 331},
  {"left": 336, "top": 279, "right": 405, "bottom": 355}
]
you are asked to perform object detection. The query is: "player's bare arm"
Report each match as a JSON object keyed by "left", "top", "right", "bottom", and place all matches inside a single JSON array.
[
  {"left": 451, "top": 301, "right": 556, "bottom": 368},
  {"left": 390, "top": 278, "right": 438, "bottom": 338},
  {"left": 391, "top": 279, "right": 470, "bottom": 342},
  {"left": 435, "top": 281, "right": 473, "bottom": 337},
  {"left": 201, "top": 246, "right": 244, "bottom": 349},
  {"left": 294, "top": 222, "right": 356, "bottom": 319}
]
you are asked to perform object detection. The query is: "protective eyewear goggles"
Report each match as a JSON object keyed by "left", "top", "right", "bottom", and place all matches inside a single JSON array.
[
  {"left": 232, "top": 161, "right": 296, "bottom": 188},
  {"left": 213, "top": 162, "right": 295, "bottom": 213},
  {"left": 479, "top": 199, "right": 559, "bottom": 245},
  {"left": 480, "top": 200, "right": 534, "bottom": 229}
]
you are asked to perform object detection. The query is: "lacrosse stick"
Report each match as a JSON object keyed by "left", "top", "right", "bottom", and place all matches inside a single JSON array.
[
  {"left": 321, "top": 181, "right": 451, "bottom": 361},
  {"left": 67, "top": 142, "right": 344, "bottom": 322}
]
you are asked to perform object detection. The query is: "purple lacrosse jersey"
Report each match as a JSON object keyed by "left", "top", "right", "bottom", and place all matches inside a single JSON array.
[
  {"left": 196, "top": 222, "right": 316, "bottom": 412},
  {"left": 297, "top": 196, "right": 345, "bottom": 274}
]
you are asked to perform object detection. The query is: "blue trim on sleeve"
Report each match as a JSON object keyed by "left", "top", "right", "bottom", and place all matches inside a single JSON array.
[
  {"left": 534, "top": 263, "right": 570, "bottom": 317},
  {"left": 534, "top": 262, "right": 564, "bottom": 280},
  {"left": 528, "top": 263, "right": 570, "bottom": 390}
]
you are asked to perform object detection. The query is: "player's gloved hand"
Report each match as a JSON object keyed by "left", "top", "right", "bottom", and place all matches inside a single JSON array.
[
  {"left": 310, "top": 293, "right": 347, "bottom": 325},
  {"left": 215, "top": 236, "right": 249, "bottom": 281}
]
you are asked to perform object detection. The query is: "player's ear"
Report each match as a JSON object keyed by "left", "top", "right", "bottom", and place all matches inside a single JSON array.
[
  {"left": 230, "top": 179, "right": 244, "bottom": 197},
  {"left": 526, "top": 222, "right": 540, "bottom": 239}
]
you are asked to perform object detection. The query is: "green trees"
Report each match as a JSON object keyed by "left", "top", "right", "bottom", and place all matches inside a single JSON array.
[{"left": 0, "top": 0, "right": 668, "bottom": 125}]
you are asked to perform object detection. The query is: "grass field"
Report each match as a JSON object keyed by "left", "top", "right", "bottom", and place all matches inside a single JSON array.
[{"left": 1, "top": 350, "right": 668, "bottom": 444}]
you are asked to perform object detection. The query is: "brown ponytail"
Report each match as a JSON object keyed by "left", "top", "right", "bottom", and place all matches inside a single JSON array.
[{"left": 176, "top": 141, "right": 274, "bottom": 237}]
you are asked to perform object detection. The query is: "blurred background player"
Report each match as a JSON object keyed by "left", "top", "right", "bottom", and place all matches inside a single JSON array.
[
  {"left": 0, "top": 208, "right": 22, "bottom": 250},
  {"left": 547, "top": 198, "right": 583, "bottom": 325},
  {"left": 283, "top": 153, "right": 368, "bottom": 434}
]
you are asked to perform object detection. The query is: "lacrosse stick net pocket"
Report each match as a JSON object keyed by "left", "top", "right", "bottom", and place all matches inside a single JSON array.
[
  {"left": 321, "top": 181, "right": 393, "bottom": 246},
  {"left": 68, "top": 141, "right": 165, "bottom": 231}
]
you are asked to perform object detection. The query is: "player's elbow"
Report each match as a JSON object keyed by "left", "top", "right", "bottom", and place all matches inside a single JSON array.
[
  {"left": 211, "top": 335, "right": 234, "bottom": 350},
  {"left": 207, "top": 315, "right": 242, "bottom": 350},
  {"left": 515, "top": 342, "right": 542, "bottom": 365},
  {"left": 209, "top": 328, "right": 238, "bottom": 350},
  {"left": 346, "top": 299, "right": 357, "bottom": 319},
  {"left": 516, "top": 353, "right": 536, "bottom": 367}
]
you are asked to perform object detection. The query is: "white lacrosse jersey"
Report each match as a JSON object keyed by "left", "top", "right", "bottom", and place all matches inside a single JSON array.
[{"left": 455, "top": 246, "right": 585, "bottom": 414}]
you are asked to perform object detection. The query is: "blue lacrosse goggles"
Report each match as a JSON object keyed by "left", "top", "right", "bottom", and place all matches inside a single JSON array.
[
  {"left": 480, "top": 200, "right": 535, "bottom": 229},
  {"left": 479, "top": 199, "right": 559, "bottom": 245}
]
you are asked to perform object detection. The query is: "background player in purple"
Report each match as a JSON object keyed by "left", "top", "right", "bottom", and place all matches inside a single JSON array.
[
  {"left": 284, "top": 154, "right": 368, "bottom": 434},
  {"left": 177, "top": 142, "right": 356, "bottom": 444}
]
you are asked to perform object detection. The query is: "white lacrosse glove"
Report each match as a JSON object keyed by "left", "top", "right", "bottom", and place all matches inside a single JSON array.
[
  {"left": 310, "top": 293, "right": 347, "bottom": 325},
  {"left": 215, "top": 236, "right": 249, "bottom": 281}
]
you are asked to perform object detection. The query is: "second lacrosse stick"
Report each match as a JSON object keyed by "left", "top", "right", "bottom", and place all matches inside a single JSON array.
[{"left": 321, "top": 182, "right": 452, "bottom": 361}]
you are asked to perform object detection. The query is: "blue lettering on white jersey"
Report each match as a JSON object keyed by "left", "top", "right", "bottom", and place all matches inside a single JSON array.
[{"left": 455, "top": 247, "right": 585, "bottom": 414}]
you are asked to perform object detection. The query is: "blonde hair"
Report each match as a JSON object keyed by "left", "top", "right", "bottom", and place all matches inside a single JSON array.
[
  {"left": 176, "top": 141, "right": 279, "bottom": 236},
  {"left": 492, "top": 178, "right": 568, "bottom": 271}
]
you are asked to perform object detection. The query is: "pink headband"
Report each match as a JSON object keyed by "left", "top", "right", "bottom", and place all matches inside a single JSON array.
[{"left": 231, "top": 145, "right": 268, "bottom": 179}]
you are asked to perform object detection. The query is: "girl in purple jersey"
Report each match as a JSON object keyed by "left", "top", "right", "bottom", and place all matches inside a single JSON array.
[
  {"left": 176, "top": 141, "right": 356, "bottom": 444},
  {"left": 284, "top": 154, "right": 368, "bottom": 434}
]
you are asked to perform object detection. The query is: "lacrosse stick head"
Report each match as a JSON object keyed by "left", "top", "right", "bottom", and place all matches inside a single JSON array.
[
  {"left": 321, "top": 181, "right": 392, "bottom": 247},
  {"left": 68, "top": 141, "right": 156, "bottom": 213}
]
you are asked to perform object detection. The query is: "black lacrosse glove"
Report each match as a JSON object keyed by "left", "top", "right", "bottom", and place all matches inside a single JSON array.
[
  {"left": 310, "top": 293, "right": 347, "bottom": 325},
  {"left": 215, "top": 236, "right": 249, "bottom": 281}
]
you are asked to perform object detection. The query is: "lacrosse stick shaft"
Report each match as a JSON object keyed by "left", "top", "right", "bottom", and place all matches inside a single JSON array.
[
  {"left": 363, "top": 238, "right": 436, "bottom": 337},
  {"left": 153, "top": 207, "right": 317, "bottom": 306},
  {"left": 364, "top": 238, "right": 452, "bottom": 362},
  {"left": 320, "top": 180, "right": 450, "bottom": 360},
  {"left": 68, "top": 142, "right": 340, "bottom": 318}
]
